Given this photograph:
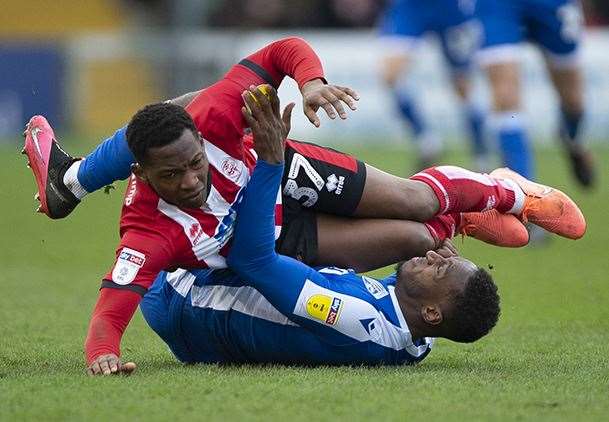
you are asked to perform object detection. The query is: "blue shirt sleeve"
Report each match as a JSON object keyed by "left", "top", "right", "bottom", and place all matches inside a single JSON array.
[{"left": 77, "top": 125, "right": 135, "bottom": 192}]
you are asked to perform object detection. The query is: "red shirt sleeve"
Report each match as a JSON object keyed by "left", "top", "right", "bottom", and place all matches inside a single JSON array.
[
  {"left": 227, "top": 36, "right": 326, "bottom": 90},
  {"left": 185, "top": 37, "right": 325, "bottom": 157},
  {"left": 84, "top": 288, "right": 141, "bottom": 364},
  {"left": 84, "top": 231, "right": 173, "bottom": 364}
]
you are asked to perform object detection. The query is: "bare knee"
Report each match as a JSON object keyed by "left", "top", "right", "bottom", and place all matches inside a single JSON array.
[
  {"left": 452, "top": 75, "right": 470, "bottom": 101},
  {"left": 486, "top": 62, "right": 520, "bottom": 111},
  {"left": 381, "top": 55, "right": 410, "bottom": 87}
]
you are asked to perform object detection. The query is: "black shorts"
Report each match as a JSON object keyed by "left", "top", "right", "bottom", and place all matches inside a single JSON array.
[{"left": 275, "top": 139, "right": 367, "bottom": 264}]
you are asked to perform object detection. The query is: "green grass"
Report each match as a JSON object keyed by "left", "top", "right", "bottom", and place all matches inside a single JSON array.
[{"left": 1, "top": 138, "right": 609, "bottom": 421}]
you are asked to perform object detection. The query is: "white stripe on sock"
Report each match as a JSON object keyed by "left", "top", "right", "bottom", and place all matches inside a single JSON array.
[
  {"left": 498, "top": 178, "right": 525, "bottom": 215},
  {"left": 63, "top": 160, "right": 88, "bottom": 200}
]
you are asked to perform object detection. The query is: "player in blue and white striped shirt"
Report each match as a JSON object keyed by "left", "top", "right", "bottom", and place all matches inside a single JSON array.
[{"left": 138, "top": 88, "right": 500, "bottom": 367}]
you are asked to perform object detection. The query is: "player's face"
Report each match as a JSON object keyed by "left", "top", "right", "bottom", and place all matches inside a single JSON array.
[
  {"left": 140, "top": 129, "right": 209, "bottom": 209},
  {"left": 399, "top": 251, "right": 476, "bottom": 303}
]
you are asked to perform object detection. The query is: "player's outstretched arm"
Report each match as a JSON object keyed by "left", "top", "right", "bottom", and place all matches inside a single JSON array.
[
  {"left": 84, "top": 288, "right": 141, "bottom": 376},
  {"left": 230, "top": 90, "right": 382, "bottom": 347}
]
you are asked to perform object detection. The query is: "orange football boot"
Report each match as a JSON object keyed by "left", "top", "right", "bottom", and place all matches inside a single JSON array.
[
  {"left": 458, "top": 210, "right": 529, "bottom": 247},
  {"left": 490, "top": 167, "right": 586, "bottom": 239}
]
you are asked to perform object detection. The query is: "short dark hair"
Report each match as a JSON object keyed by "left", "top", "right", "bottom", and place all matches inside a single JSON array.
[
  {"left": 447, "top": 268, "right": 500, "bottom": 343},
  {"left": 126, "top": 102, "right": 197, "bottom": 163}
]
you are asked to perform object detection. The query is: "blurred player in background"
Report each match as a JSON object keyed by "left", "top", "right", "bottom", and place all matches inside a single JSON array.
[
  {"left": 378, "top": 0, "right": 489, "bottom": 170},
  {"left": 477, "top": 0, "right": 596, "bottom": 187}
]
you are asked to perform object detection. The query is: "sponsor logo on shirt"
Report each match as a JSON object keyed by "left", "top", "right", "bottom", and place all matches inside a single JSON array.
[
  {"left": 112, "top": 247, "right": 146, "bottom": 285},
  {"left": 221, "top": 157, "right": 242, "bottom": 182},
  {"left": 189, "top": 223, "right": 203, "bottom": 245},
  {"left": 326, "top": 174, "right": 345, "bottom": 195},
  {"left": 362, "top": 276, "right": 389, "bottom": 300},
  {"left": 125, "top": 175, "right": 137, "bottom": 206},
  {"left": 306, "top": 294, "right": 343, "bottom": 325}
]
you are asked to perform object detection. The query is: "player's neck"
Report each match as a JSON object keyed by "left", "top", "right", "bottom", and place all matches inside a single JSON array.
[{"left": 394, "top": 284, "right": 426, "bottom": 341}]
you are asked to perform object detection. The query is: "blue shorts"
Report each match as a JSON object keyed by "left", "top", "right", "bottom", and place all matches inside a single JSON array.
[
  {"left": 378, "top": 0, "right": 482, "bottom": 73},
  {"left": 477, "top": 0, "right": 583, "bottom": 65}
]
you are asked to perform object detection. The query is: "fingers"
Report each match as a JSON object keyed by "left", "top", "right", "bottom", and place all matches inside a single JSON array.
[
  {"left": 241, "top": 106, "right": 259, "bottom": 132},
  {"left": 87, "top": 354, "right": 129, "bottom": 377},
  {"left": 303, "top": 84, "right": 360, "bottom": 127},
  {"left": 303, "top": 105, "right": 321, "bottom": 128},
  {"left": 321, "top": 102, "right": 338, "bottom": 120},
  {"left": 436, "top": 239, "right": 459, "bottom": 258},
  {"left": 88, "top": 360, "right": 102, "bottom": 376},
  {"left": 100, "top": 358, "right": 112, "bottom": 375},
  {"left": 333, "top": 86, "right": 359, "bottom": 111},
  {"left": 281, "top": 102, "right": 296, "bottom": 137},
  {"left": 322, "top": 88, "right": 349, "bottom": 119},
  {"left": 335, "top": 85, "right": 360, "bottom": 105},
  {"left": 120, "top": 362, "right": 137, "bottom": 376},
  {"left": 444, "top": 239, "right": 459, "bottom": 256},
  {"left": 265, "top": 85, "right": 280, "bottom": 116}
]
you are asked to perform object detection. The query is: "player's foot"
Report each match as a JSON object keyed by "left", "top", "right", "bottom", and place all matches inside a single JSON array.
[
  {"left": 458, "top": 210, "right": 529, "bottom": 247},
  {"left": 22, "top": 115, "right": 80, "bottom": 219},
  {"left": 490, "top": 167, "right": 586, "bottom": 240},
  {"left": 565, "top": 144, "right": 595, "bottom": 188}
]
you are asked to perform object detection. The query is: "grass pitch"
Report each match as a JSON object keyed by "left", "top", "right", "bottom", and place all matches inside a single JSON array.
[{"left": 1, "top": 138, "right": 608, "bottom": 421}]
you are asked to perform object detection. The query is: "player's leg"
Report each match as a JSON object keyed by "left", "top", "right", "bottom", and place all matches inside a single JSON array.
[
  {"left": 313, "top": 212, "right": 529, "bottom": 272},
  {"left": 281, "top": 137, "right": 586, "bottom": 240},
  {"left": 546, "top": 63, "right": 594, "bottom": 187},
  {"left": 530, "top": 0, "right": 595, "bottom": 187},
  {"left": 139, "top": 271, "right": 194, "bottom": 362},
  {"left": 22, "top": 91, "right": 201, "bottom": 219},
  {"left": 283, "top": 140, "right": 528, "bottom": 222},
  {"left": 437, "top": 13, "right": 489, "bottom": 171},
  {"left": 279, "top": 195, "right": 528, "bottom": 272},
  {"left": 378, "top": 0, "right": 441, "bottom": 169},
  {"left": 476, "top": 0, "right": 535, "bottom": 179}
]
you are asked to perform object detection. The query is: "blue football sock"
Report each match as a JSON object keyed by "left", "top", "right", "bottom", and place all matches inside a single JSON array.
[
  {"left": 395, "top": 90, "right": 426, "bottom": 137},
  {"left": 466, "top": 104, "right": 487, "bottom": 157},
  {"left": 491, "top": 112, "right": 534, "bottom": 179},
  {"left": 560, "top": 107, "right": 583, "bottom": 145},
  {"left": 77, "top": 125, "right": 135, "bottom": 193}
]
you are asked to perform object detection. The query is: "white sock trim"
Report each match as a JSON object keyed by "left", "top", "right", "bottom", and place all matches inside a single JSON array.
[
  {"left": 488, "top": 111, "right": 526, "bottom": 132},
  {"left": 500, "top": 178, "right": 525, "bottom": 214},
  {"left": 63, "top": 160, "right": 88, "bottom": 200}
]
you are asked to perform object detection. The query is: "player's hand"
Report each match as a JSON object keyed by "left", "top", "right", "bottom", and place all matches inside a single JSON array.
[
  {"left": 301, "top": 79, "right": 359, "bottom": 127},
  {"left": 242, "top": 84, "right": 295, "bottom": 164},
  {"left": 87, "top": 353, "right": 137, "bottom": 376},
  {"left": 435, "top": 239, "right": 459, "bottom": 258}
]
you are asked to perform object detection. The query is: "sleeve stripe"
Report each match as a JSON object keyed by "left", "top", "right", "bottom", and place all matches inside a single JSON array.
[
  {"left": 238, "top": 59, "right": 277, "bottom": 87},
  {"left": 100, "top": 280, "right": 148, "bottom": 297}
]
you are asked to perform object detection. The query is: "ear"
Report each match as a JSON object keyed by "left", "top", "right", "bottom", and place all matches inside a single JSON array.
[
  {"left": 132, "top": 163, "right": 146, "bottom": 181},
  {"left": 197, "top": 131, "right": 204, "bottom": 145},
  {"left": 421, "top": 305, "right": 443, "bottom": 326}
]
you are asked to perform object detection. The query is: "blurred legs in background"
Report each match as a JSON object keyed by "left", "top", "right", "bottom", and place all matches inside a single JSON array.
[
  {"left": 378, "top": 0, "right": 488, "bottom": 172},
  {"left": 477, "top": 0, "right": 594, "bottom": 188},
  {"left": 483, "top": 60, "right": 535, "bottom": 180},
  {"left": 381, "top": 52, "right": 442, "bottom": 170},
  {"left": 546, "top": 57, "right": 596, "bottom": 187}
]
